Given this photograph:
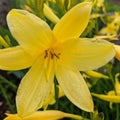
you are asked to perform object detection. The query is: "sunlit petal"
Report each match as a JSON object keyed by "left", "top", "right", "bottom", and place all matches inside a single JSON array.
[
  {"left": 59, "top": 38, "right": 115, "bottom": 71},
  {"left": 42, "top": 84, "right": 64, "bottom": 109},
  {"left": 115, "top": 73, "right": 120, "bottom": 93},
  {"left": 4, "top": 110, "right": 83, "bottom": 120},
  {"left": 85, "top": 70, "right": 109, "bottom": 79},
  {"left": 114, "top": 45, "right": 120, "bottom": 61},
  {"left": 56, "top": 66, "right": 94, "bottom": 112},
  {"left": 4, "top": 114, "right": 20, "bottom": 120},
  {"left": 53, "top": 2, "right": 92, "bottom": 42},
  {"left": 16, "top": 56, "right": 54, "bottom": 117},
  {"left": 7, "top": 9, "right": 54, "bottom": 55},
  {"left": 92, "top": 93, "right": 120, "bottom": 103},
  {"left": 0, "top": 46, "right": 34, "bottom": 70},
  {"left": 24, "top": 110, "right": 83, "bottom": 120}
]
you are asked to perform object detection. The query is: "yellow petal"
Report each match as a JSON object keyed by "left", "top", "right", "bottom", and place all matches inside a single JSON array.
[
  {"left": 7, "top": 9, "right": 54, "bottom": 55},
  {"left": 24, "top": 110, "right": 83, "bottom": 120},
  {"left": 4, "top": 110, "right": 83, "bottom": 120},
  {"left": 115, "top": 73, "right": 120, "bottom": 93},
  {"left": 94, "top": 35, "right": 118, "bottom": 41},
  {"left": 85, "top": 70, "right": 109, "bottom": 79},
  {"left": 108, "top": 90, "right": 115, "bottom": 96},
  {"left": 16, "top": 56, "right": 54, "bottom": 117},
  {"left": 0, "top": 46, "right": 34, "bottom": 70},
  {"left": 43, "top": 84, "right": 64, "bottom": 109},
  {"left": 56, "top": 66, "right": 94, "bottom": 112},
  {"left": 53, "top": 2, "right": 92, "bottom": 43},
  {"left": 92, "top": 93, "right": 120, "bottom": 103},
  {"left": 114, "top": 45, "right": 120, "bottom": 61},
  {"left": 44, "top": 4, "right": 60, "bottom": 24},
  {"left": 4, "top": 114, "right": 21, "bottom": 120},
  {"left": 99, "top": 24, "right": 119, "bottom": 35},
  {"left": 59, "top": 38, "right": 115, "bottom": 71}
]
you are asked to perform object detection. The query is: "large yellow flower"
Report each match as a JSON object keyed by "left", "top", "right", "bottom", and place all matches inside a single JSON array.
[{"left": 0, "top": 2, "right": 115, "bottom": 117}]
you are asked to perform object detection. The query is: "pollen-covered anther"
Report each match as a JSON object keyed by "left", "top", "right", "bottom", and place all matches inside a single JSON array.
[{"left": 44, "top": 49, "right": 61, "bottom": 59}]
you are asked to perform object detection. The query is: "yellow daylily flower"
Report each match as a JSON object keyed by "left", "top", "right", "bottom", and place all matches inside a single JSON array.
[
  {"left": 92, "top": 73, "right": 120, "bottom": 108},
  {"left": 0, "top": 1, "right": 115, "bottom": 117},
  {"left": 99, "top": 23, "right": 119, "bottom": 35},
  {"left": 99, "top": 13, "right": 120, "bottom": 35},
  {"left": 4, "top": 110, "right": 83, "bottom": 120}
]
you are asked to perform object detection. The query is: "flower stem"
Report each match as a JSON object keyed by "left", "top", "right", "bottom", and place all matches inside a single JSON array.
[
  {"left": 54, "top": 78, "right": 59, "bottom": 109},
  {"left": 0, "top": 83, "right": 14, "bottom": 113},
  {"left": 108, "top": 71, "right": 119, "bottom": 120},
  {"left": 0, "top": 75, "right": 17, "bottom": 90}
]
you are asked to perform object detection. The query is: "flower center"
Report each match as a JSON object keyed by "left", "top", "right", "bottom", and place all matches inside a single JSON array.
[{"left": 44, "top": 48, "right": 61, "bottom": 59}]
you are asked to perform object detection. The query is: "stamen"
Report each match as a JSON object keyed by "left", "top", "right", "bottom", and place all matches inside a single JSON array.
[
  {"left": 50, "top": 51, "right": 54, "bottom": 59},
  {"left": 44, "top": 49, "right": 61, "bottom": 59},
  {"left": 53, "top": 53, "right": 61, "bottom": 59},
  {"left": 44, "top": 50, "right": 48, "bottom": 58}
]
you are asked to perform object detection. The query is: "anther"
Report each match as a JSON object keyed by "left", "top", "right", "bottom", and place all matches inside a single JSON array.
[
  {"left": 44, "top": 50, "right": 48, "bottom": 58},
  {"left": 53, "top": 53, "right": 61, "bottom": 59},
  {"left": 44, "top": 49, "right": 61, "bottom": 59}
]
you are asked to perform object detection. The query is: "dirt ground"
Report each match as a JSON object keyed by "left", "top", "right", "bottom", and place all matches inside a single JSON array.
[
  {"left": 0, "top": 0, "right": 10, "bottom": 28},
  {"left": 110, "top": 0, "right": 120, "bottom": 4}
]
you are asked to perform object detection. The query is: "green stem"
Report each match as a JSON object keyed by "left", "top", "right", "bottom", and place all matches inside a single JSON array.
[
  {"left": 108, "top": 72, "right": 116, "bottom": 94},
  {"left": 0, "top": 83, "right": 14, "bottom": 112},
  {"left": 116, "top": 104, "right": 119, "bottom": 120},
  {"left": 54, "top": 78, "right": 59, "bottom": 109},
  {"left": 108, "top": 72, "right": 119, "bottom": 120},
  {"left": 0, "top": 75, "right": 17, "bottom": 90},
  {"left": 90, "top": 112, "right": 93, "bottom": 120}
]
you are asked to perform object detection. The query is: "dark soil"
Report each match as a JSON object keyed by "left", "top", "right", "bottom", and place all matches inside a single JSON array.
[
  {"left": 0, "top": 0, "right": 10, "bottom": 28},
  {"left": 110, "top": 0, "right": 120, "bottom": 4}
]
